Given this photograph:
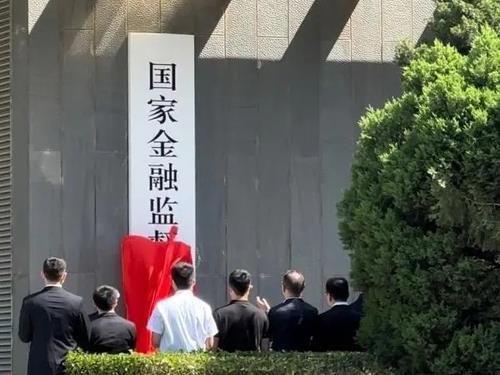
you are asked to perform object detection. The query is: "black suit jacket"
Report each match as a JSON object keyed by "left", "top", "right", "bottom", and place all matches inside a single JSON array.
[
  {"left": 18, "top": 286, "right": 90, "bottom": 375},
  {"left": 88, "top": 311, "right": 136, "bottom": 354},
  {"left": 268, "top": 298, "right": 318, "bottom": 351},
  {"left": 312, "top": 304, "right": 362, "bottom": 352}
]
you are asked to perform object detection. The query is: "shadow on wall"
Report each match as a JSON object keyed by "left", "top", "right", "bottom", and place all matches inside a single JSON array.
[{"left": 24, "top": 0, "right": 416, "bottom": 322}]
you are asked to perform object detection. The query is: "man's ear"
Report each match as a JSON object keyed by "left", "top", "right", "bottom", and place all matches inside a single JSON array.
[
  {"left": 40, "top": 271, "right": 45, "bottom": 282},
  {"left": 60, "top": 272, "right": 68, "bottom": 284}
]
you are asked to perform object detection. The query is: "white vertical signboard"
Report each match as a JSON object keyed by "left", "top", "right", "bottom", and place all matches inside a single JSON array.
[{"left": 128, "top": 33, "right": 196, "bottom": 256}]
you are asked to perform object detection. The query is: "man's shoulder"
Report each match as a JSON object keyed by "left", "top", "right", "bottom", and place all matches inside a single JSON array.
[
  {"left": 157, "top": 293, "right": 211, "bottom": 311},
  {"left": 24, "top": 288, "right": 82, "bottom": 306},
  {"left": 270, "top": 299, "right": 318, "bottom": 315},
  {"left": 113, "top": 314, "right": 136, "bottom": 329},
  {"left": 22, "top": 289, "right": 46, "bottom": 304},
  {"left": 320, "top": 305, "right": 359, "bottom": 321},
  {"left": 245, "top": 302, "right": 267, "bottom": 320},
  {"left": 91, "top": 312, "right": 136, "bottom": 329},
  {"left": 213, "top": 303, "right": 232, "bottom": 315},
  {"left": 301, "top": 300, "right": 319, "bottom": 315}
]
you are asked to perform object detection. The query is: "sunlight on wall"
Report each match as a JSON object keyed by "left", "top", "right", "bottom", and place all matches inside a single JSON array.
[{"left": 28, "top": 0, "right": 50, "bottom": 33}]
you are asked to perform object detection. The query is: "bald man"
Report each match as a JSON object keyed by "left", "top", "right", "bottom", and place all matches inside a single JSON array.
[{"left": 257, "top": 270, "right": 318, "bottom": 351}]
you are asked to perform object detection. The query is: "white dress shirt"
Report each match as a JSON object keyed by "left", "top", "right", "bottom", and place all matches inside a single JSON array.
[{"left": 147, "top": 290, "right": 218, "bottom": 352}]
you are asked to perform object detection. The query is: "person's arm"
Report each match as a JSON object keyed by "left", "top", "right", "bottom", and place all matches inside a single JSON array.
[
  {"left": 204, "top": 306, "right": 218, "bottom": 351},
  {"left": 257, "top": 312, "right": 270, "bottom": 352},
  {"left": 152, "top": 333, "right": 161, "bottom": 349},
  {"left": 310, "top": 315, "right": 322, "bottom": 352},
  {"left": 147, "top": 306, "right": 164, "bottom": 351},
  {"left": 211, "top": 337, "right": 219, "bottom": 351},
  {"left": 129, "top": 323, "right": 137, "bottom": 351},
  {"left": 205, "top": 336, "right": 215, "bottom": 351},
  {"left": 74, "top": 301, "right": 91, "bottom": 351},
  {"left": 18, "top": 298, "right": 32, "bottom": 343}
]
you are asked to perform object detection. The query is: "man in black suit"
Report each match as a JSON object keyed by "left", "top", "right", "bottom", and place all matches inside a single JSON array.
[
  {"left": 256, "top": 270, "right": 318, "bottom": 351},
  {"left": 312, "top": 277, "right": 362, "bottom": 351},
  {"left": 18, "top": 257, "right": 90, "bottom": 375},
  {"left": 88, "top": 285, "right": 136, "bottom": 354}
]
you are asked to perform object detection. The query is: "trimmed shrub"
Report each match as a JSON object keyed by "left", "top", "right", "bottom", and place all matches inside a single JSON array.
[
  {"left": 433, "top": 0, "right": 500, "bottom": 52},
  {"left": 338, "top": 27, "right": 500, "bottom": 375},
  {"left": 65, "top": 351, "right": 392, "bottom": 375}
]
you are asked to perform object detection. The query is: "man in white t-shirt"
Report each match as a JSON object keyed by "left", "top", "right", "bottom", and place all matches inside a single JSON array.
[{"left": 147, "top": 262, "right": 218, "bottom": 352}]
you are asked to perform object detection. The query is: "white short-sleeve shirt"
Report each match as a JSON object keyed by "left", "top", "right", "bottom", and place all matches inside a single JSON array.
[{"left": 147, "top": 290, "right": 218, "bottom": 352}]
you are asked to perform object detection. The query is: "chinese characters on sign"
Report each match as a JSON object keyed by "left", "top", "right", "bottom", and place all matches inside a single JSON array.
[{"left": 129, "top": 33, "right": 195, "bottom": 255}]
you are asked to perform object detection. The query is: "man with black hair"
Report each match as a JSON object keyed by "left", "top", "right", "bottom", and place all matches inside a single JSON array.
[
  {"left": 88, "top": 285, "right": 136, "bottom": 354},
  {"left": 147, "top": 262, "right": 218, "bottom": 352},
  {"left": 256, "top": 270, "right": 318, "bottom": 351},
  {"left": 311, "top": 277, "right": 362, "bottom": 351},
  {"left": 213, "top": 269, "right": 268, "bottom": 351},
  {"left": 18, "top": 257, "right": 90, "bottom": 375}
]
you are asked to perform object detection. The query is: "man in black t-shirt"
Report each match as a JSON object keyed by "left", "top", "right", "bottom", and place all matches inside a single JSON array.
[{"left": 213, "top": 270, "right": 268, "bottom": 351}]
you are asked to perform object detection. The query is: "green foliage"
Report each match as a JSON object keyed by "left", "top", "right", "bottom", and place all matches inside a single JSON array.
[
  {"left": 64, "top": 351, "right": 391, "bottom": 375},
  {"left": 433, "top": 0, "right": 500, "bottom": 52},
  {"left": 338, "top": 27, "right": 500, "bottom": 375}
]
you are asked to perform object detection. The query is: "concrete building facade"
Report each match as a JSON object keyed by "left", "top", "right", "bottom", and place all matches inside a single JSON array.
[{"left": 6, "top": 0, "right": 434, "bottom": 372}]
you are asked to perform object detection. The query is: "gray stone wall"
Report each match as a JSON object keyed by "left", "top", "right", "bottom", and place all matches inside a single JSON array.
[{"left": 12, "top": 0, "right": 434, "bottom": 371}]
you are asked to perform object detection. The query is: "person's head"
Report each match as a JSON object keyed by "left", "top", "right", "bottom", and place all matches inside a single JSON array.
[
  {"left": 282, "top": 270, "right": 305, "bottom": 298},
  {"left": 325, "top": 277, "right": 349, "bottom": 306},
  {"left": 42, "top": 257, "right": 67, "bottom": 284},
  {"left": 228, "top": 269, "right": 252, "bottom": 300},
  {"left": 171, "top": 262, "right": 195, "bottom": 290},
  {"left": 93, "top": 285, "right": 120, "bottom": 312}
]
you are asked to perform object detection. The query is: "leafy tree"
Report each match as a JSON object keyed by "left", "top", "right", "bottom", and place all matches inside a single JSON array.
[
  {"left": 338, "top": 27, "right": 500, "bottom": 374},
  {"left": 433, "top": 0, "right": 500, "bottom": 52}
]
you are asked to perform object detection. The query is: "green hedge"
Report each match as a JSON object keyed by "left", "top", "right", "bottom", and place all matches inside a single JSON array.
[{"left": 65, "top": 351, "right": 392, "bottom": 375}]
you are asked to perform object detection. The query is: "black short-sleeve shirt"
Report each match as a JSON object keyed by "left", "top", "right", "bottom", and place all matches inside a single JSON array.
[{"left": 213, "top": 300, "right": 269, "bottom": 352}]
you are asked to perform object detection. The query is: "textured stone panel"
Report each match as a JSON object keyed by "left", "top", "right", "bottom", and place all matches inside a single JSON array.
[
  {"left": 197, "top": 35, "right": 225, "bottom": 58},
  {"left": 30, "top": 151, "right": 63, "bottom": 283},
  {"left": 63, "top": 273, "right": 97, "bottom": 312},
  {"left": 291, "top": 157, "right": 323, "bottom": 308},
  {"left": 257, "top": 37, "right": 288, "bottom": 61},
  {"left": 382, "top": 0, "right": 412, "bottom": 41},
  {"left": 227, "top": 60, "right": 259, "bottom": 108},
  {"left": 61, "top": 30, "right": 96, "bottom": 274},
  {"left": 257, "top": 0, "right": 288, "bottom": 38},
  {"left": 226, "top": 0, "right": 257, "bottom": 58},
  {"left": 161, "top": 0, "right": 195, "bottom": 34},
  {"left": 194, "top": 0, "right": 226, "bottom": 36},
  {"left": 195, "top": 58, "right": 228, "bottom": 307},
  {"left": 95, "top": 0, "right": 126, "bottom": 56},
  {"left": 28, "top": 0, "right": 50, "bottom": 33},
  {"left": 61, "top": 0, "right": 94, "bottom": 30},
  {"left": 226, "top": 107, "right": 259, "bottom": 290},
  {"left": 383, "top": 40, "right": 399, "bottom": 62},
  {"left": 256, "top": 60, "right": 291, "bottom": 304},
  {"left": 95, "top": 0, "right": 127, "bottom": 152},
  {"left": 325, "top": 39, "right": 351, "bottom": 62},
  {"left": 128, "top": 0, "right": 161, "bottom": 32},
  {"left": 29, "top": 0, "right": 61, "bottom": 151},
  {"left": 412, "top": 0, "right": 435, "bottom": 42},
  {"left": 95, "top": 152, "right": 128, "bottom": 253},
  {"left": 351, "top": 0, "right": 382, "bottom": 61},
  {"left": 289, "top": 0, "right": 315, "bottom": 40}
]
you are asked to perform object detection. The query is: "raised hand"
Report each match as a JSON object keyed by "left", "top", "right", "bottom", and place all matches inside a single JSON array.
[{"left": 256, "top": 296, "right": 271, "bottom": 313}]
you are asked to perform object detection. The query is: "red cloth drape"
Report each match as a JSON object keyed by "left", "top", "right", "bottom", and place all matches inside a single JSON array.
[{"left": 121, "top": 226, "right": 192, "bottom": 353}]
